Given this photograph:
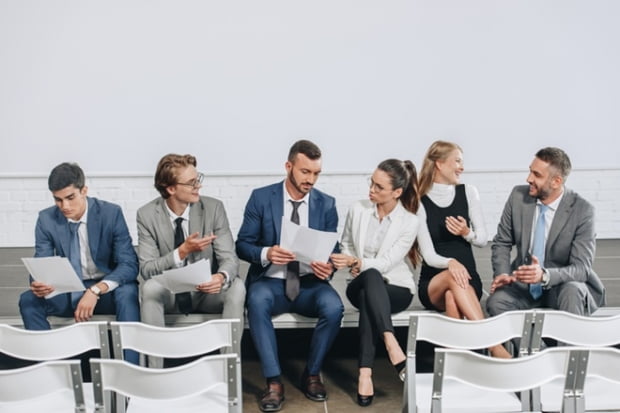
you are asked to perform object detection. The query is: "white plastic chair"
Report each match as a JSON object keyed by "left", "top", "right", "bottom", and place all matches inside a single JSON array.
[
  {"left": 404, "top": 311, "right": 535, "bottom": 413},
  {"left": 90, "top": 354, "right": 237, "bottom": 413},
  {"left": 108, "top": 319, "right": 241, "bottom": 413},
  {"left": 530, "top": 310, "right": 620, "bottom": 412},
  {"left": 430, "top": 347, "right": 580, "bottom": 413},
  {"left": 573, "top": 347, "right": 620, "bottom": 412},
  {"left": 0, "top": 321, "right": 110, "bottom": 412},
  {"left": 0, "top": 359, "right": 85, "bottom": 413}
]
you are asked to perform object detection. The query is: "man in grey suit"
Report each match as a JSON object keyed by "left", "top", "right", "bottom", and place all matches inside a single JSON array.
[
  {"left": 137, "top": 154, "right": 245, "bottom": 366},
  {"left": 487, "top": 147, "right": 605, "bottom": 316}
]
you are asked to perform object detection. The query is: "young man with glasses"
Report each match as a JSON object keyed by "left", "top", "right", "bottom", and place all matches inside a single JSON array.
[{"left": 137, "top": 154, "right": 245, "bottom": 366}]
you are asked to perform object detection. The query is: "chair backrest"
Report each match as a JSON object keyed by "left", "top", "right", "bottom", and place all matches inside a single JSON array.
[
  {"left": 529, "top": 310, "right": 620, "bottom": 411},
  {"left": 569, "top": 346, "right": 620, "bottom": 413},
  {"left": 404, "top": 311, "right": 535, "bottom": 413},
  {"left": 109, "top": 319, "right": 242, "bottom": 413},
  {"left": 109, "top": 318, "right": 240, "bottom": 360},
  {"left": 90, "top": 354, "right": 238, "bottom": 413},
  {"left": 430, "top": 347, "right": 581, "bottom": 413},
  {"left": 0, "top": 360, "right": 86, "bottom": 413},
  {"left": 531, "top": 310, "right": 620, "bottom": 350},
  {"left": 0, "top": 321, "right": 110, "bottom": 360}
]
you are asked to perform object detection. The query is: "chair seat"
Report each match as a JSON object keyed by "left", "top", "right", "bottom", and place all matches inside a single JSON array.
[
  {"left": 0, "top": 389, "right": 82, "bottom": 413},
  {"left": 125, "top": 384, "right": 229, "bottom": 413},
  {"left": 415, "top": 373, "right": 522, "bottom": 413},
  {"left": 541, "top": 377, "right": 620, "bottom": 412}
]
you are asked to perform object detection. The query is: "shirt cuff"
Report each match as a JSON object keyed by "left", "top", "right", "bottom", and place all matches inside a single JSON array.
[
  {"left": 218, "top": 271, "right": 231, "bottom": 290},
  {"left": 173, "top": 248, "right": 184, "bottom": 268},
  {"left": 463, "top": 230, "right": 475, "bottom": 243},
  {"left": 101, "top": 280, "right": 118, "bottom": 293},
  {"left": 260, "top": 247, "right": 270, "bottom": 267}
]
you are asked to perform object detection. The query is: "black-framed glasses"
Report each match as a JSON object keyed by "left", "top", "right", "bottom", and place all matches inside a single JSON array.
[
  {"left": 367, "top": 177, "right": 390, "bottom": 193},
  {"left": 177, "top": 172, "right": 204, "bottom": 189}
]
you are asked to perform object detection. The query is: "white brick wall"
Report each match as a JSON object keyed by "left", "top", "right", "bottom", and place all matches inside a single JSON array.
[{"left": 0, "top": 168, "right": 618, "bottom": 247}]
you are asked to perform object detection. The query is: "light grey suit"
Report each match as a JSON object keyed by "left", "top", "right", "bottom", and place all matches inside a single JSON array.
[
  {"left": 487, "top": 185, "right": 605, "bottom": 316},
  {"left": 137, "top": 196, "right": 245, "bottom": 360}
]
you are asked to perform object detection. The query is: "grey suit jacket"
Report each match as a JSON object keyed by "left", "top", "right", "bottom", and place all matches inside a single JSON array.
[
  {"left": 492, "top": 185, "right": 605, "bottom": 309},
  {"left": 137, "top": 196, "right": 239, "bottom": 283}
]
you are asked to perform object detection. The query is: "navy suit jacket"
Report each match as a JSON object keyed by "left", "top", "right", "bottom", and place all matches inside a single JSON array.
[
  {"left": 34, "top": 197, "right": 139, "bottom": 286},
  {"left": 236, "top": 181, "right": 338, "bottom": 284}
]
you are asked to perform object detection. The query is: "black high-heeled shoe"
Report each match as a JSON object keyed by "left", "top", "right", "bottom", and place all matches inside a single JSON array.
[
  {"left": 394, "top": 360, "right": 406, "bottom": 382},
  {"left": 357, "top": 393, "right": 374, "bottom": 407}
]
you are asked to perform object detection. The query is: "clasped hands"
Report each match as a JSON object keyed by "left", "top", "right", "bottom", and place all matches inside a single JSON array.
[
  {"left": 267, "top": 245, "right": 333, "bottom": 280},
  {"left": 489, "top": 255, "right": 544, "bottom": 293},
  {"left": 330, "top": 253, "right": 361, "bottom": 276}
]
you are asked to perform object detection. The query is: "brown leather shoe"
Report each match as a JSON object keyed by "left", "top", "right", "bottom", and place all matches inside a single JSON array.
[
  {"left": 259, "top": 381, "right": 284, "bottom": 412},
  {"left": 301, "top": 372, "right": 327, "bottom": 401}
]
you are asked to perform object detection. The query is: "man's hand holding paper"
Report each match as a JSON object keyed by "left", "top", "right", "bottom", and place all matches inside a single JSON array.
[
  {"left": 153, "top": 259, "right": 212, "bottom": 294},
  {"left": 279, "top": 220, "right": 339, "bottom": 265}
]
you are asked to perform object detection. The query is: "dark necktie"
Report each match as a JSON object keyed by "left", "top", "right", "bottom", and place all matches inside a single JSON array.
[
  {"left": 285, "top": 201, "right": 302, "bottom": 301},
  {"left": 174, "top": 217, "right": 192, "bottom": 314},
  {"left": 68, "top": 222, "right": 83, "bottom": 307},
  {"left": 529, "top": 204, "right": 549, "bottom": 300}
]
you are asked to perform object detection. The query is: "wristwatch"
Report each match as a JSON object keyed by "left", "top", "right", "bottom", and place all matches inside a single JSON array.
[
  {"left": 541, "top": 268, "right": 550, "bottom": 287},
  {"left": 89, "top": 285, "right": 102, "bottom": 297}
]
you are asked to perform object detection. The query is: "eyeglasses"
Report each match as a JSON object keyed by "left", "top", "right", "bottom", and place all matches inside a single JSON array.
[
  {"left": 177, "top": 172, "right": 204, "bottom": 189},
  {"left": 367, "top": 177, "right": 390, "bottom": 193}
]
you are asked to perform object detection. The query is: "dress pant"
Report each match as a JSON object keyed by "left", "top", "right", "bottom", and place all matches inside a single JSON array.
[
  {"left": 141, "top": 276, "right": 246, "bottom": 367},
  {"left": 346, "top": 268, "right": 412, "bottom": 368},
  {"left": 486, "top": 280, "right": 594, "bottom": 317},
  {"left": 19, "top": 280, "right": 140, "bottom": 364},
  {"left": 246, "top": 275, "right": 344, "bottom": 378}
]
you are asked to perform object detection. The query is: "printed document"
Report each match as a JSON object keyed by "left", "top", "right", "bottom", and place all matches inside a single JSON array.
[
  {"left": 153, "top": 259, "right": 212, "bottom": 293},
  {"left": 22, "top": 256, "right": 85, "bottom": 298},
  {"left": 280, "top": 220, "right": 339, "bottom": 265}
]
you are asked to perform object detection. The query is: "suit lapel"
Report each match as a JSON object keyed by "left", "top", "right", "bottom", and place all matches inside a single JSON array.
[
  {"left": 521, "top": 197, "right": 537, "bottom": 254},
  {"left": 270, "top": 184, "right": 284, "bottom": 243},
  {"left": 357, "top": 205, "right": 373, "bottom": 254},
  {"left": 188, "top": 200, "right": 205, "bottom": 237},
  {"left": 308, "top": 189, "right": 322, "bottom": 230},
  {"left": 86, "top": 197, "right": 100, "bottom": 259},
  {"left": 156, "top": 199, "right": 176, "bottom": 252},
  {"left": 547, "top": 190, "right": 574, "bottom": 249},
  {"left": 55, "top": 208, "right": 72, "bottom": 257},
  {"left": 376, "top": 203, "right": 405, "bottom": 256}
]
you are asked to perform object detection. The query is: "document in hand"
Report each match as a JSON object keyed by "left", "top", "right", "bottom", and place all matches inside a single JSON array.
[
  {"left": 153, "top": 259, "right": 212, "bottom": 294},
  {"left": 280, "top": 219, "right": 339, "bottom": 265},
  {"left": 21, "top": 256, "right": 85, "bottom": 298}
]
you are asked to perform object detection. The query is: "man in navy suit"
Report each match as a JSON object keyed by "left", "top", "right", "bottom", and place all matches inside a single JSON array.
[
  {"left": 236, "top": 140, "right": 343, "bottom": 412},
  {"left": 19, "top": 163, "right": 140, "bottom": 363}
]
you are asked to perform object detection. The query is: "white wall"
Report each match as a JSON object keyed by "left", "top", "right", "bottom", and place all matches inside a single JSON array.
[{"left": 1, "top": 168, "right": 618, "bottom": 247}]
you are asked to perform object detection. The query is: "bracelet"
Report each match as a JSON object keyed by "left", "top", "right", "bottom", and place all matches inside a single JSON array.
[{"left": 349, "top": 258, "right": 359, "bottom": 268}]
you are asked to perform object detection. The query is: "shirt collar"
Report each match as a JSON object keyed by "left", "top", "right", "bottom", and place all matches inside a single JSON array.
[
  {"left": 164, "top": 202, "right": 190, "bottom": 221},
  {"left": 68, "top": 201, "right": 88, "bottom": 225},
  {"left": 538, "top": 189, "right": 564, "bottom": 212},
  {"left": 283, "top": 181, "right": 310, "bottom": 205}
]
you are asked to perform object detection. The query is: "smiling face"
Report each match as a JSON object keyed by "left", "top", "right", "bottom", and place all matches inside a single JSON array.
[
  {"left": 285, "top": 153, "right": 322, "bottom": 200},
  {"left": 166, "top": 165, "right": 201, "bottom": 205},
  {"left": 434, "top": 149, "right": 464, "bottom": 185},
  {"left": 526, "top": 156, "right": 563, "bottom": 202},
  {"left": 52, "top": 185, "right": 88, "bottom": 221}
]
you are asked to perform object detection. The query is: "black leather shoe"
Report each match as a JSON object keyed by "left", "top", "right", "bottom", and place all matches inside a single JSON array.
[
  {"left": 301, "top": 372, "right": 327, "bottom": 401},
  {"left": 259, "top": 381, "right": 284, "bottom": 412},
  {"left": 357, "top": 393, "right": 374, "bottom": 407}
]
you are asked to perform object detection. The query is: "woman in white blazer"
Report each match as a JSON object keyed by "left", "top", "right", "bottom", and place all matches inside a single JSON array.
[{"left": 331, "top": 159, "right": 421, "bottom": 407}]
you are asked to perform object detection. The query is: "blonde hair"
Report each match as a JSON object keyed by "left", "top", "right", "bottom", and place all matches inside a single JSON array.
[{"left": 418, "top": 140, "right": 462, "bottom": 197}]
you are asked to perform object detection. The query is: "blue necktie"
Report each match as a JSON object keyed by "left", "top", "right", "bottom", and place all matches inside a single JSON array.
[
  {"left": 529, "top": 204, "right": 549, "bottom": 300},
  {"left": 69, "top": 221, "right": 84, "bottom": 306}
]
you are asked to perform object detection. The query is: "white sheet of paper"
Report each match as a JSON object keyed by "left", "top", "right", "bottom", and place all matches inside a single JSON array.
[
  {"left": 21, "top": 256, "right": 86, "bottom": 298},
  {"left": 153, "top": 259, "right": 212, "bottom": 294},
  {"left": 280, "top": 220, "right": 339, "bottom": 265}
]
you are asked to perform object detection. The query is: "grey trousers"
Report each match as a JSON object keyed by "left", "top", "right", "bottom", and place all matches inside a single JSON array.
[
  {"left": 140, "top": 276, "right": 246, "bottom": 367},
  {"left": 486, "top": 280, "right": 594, "bottom": 317}
]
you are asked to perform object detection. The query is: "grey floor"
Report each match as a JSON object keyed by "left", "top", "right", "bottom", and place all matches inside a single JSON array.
[{"left": 1, "top": 240, "right": 618, "bottom": 412}]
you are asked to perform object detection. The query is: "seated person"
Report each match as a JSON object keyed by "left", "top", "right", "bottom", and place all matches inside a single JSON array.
[
  {"left": 137, "top": 153, "right": 245, "bottom": 367},
  {"left": 19, "top": 162, "right": 140, "bottom": 364}
]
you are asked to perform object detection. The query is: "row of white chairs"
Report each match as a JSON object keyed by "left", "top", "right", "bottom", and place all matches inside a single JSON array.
[
  {"left": 0, "top": 319, "right": 242, "bottom": 413},
  {"left": 403, "top": 310, "right": 620, "bottom": 413}
]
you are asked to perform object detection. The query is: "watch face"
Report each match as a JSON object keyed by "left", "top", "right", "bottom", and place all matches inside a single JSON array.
[{"left": 90, "top": 286, "right": 101, "bottom": 295}]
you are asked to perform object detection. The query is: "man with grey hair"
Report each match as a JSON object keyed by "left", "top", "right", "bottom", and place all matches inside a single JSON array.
[{"left": 487, "top": 147, "right": 605, "bottom": 316}]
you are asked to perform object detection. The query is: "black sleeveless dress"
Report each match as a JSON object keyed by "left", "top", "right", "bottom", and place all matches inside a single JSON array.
[{"left": 418, "top": 184, "right": 483, "bottom": 311}]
